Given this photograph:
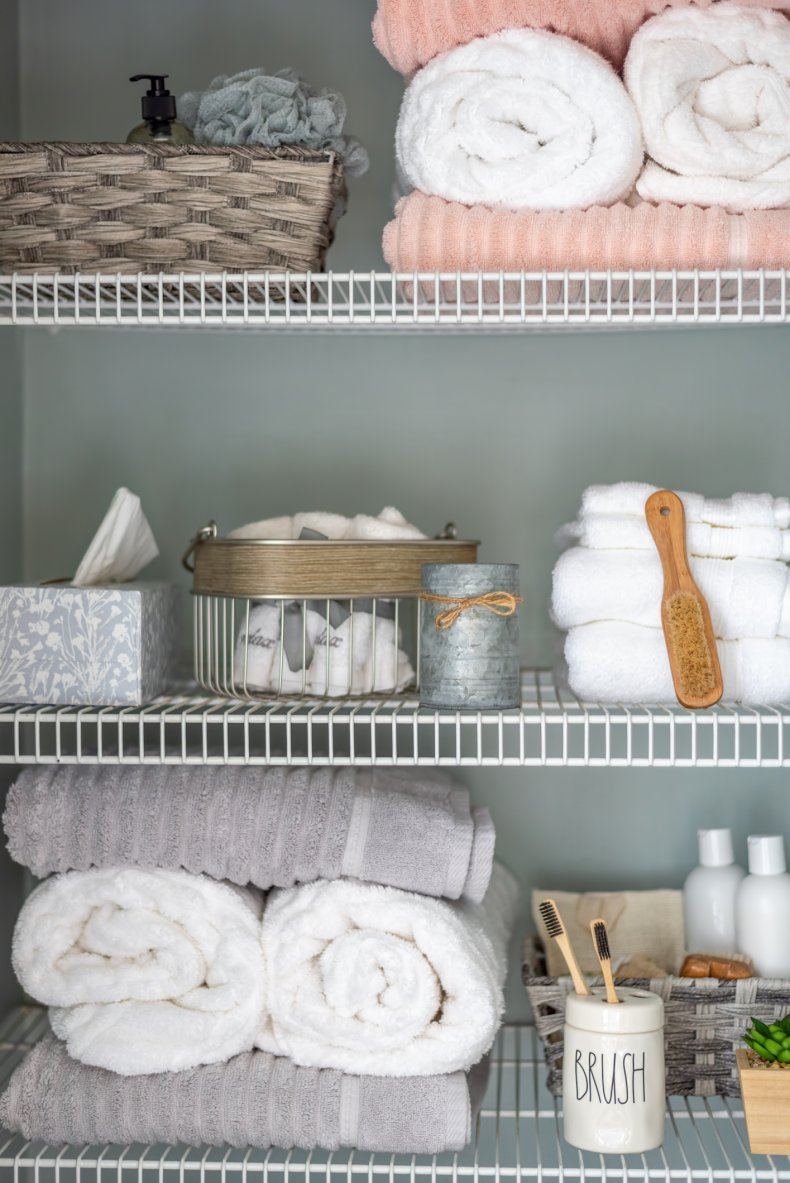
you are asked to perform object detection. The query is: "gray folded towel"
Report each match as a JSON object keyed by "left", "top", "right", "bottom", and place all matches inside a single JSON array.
[
  {"left": 4, "top": 767, "right": 495, "bottom": 902},
  {"left": 0, "top": 1034, "right": 488, "bottom": 1153}
]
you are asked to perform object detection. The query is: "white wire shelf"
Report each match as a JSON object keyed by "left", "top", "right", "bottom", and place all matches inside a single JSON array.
[
  {"left": 0, "top": 270, "right": 788, "bottom": 330},
  {"left": 1, "top": 672, "right": 789, "bottom": 767},
  {"left": 0, "top": 1009, "right": 782, "bottom": 1181}
]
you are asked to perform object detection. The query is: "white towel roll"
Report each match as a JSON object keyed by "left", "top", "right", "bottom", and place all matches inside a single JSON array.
[
  {"left": 13, "top": 868, "right": 266, "bottom": 1076},
  {"left": 257, "top": 864, "right": 518, "bottom": 1076},
  {"left": 627, "top": 4, "right": 790, "bottom": 211},
  {"left": 580, "top": 483, "right": 790, "bottom": 530},
  {"left": 397, "top": 28, "right": 643, "bottom": 211}
]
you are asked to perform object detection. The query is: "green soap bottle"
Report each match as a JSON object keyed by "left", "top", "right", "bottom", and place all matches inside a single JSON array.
[{"left": 127, "top": 74, "right": 194, "bottom": 145}]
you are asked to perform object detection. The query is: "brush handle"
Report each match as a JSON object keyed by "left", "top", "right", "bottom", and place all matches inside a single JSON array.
[
  {"left": 555, "top": 931, "right": 590, "bottom": 996},
  {"left": 645, "top": 490, "right": 724, "bottom": 709}
]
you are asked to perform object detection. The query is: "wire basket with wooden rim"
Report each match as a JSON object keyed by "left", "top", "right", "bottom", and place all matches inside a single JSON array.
[
  {"left": 182, "top": 521, "right": 480, "bottom": 700},
  {"left": 0, "top": 142, "right": 345, "bottom": 274}
]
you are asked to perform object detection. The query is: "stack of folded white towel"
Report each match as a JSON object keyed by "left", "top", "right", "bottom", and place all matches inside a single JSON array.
[
  {"left": 553, "top": 482, "right": 790, "bottom": 703},
  {"left": 0, "top": 765, "right": 518, "bottom": 1153},
  {"left": 232, "top": 507, "right": 423, "bottom": 697}
]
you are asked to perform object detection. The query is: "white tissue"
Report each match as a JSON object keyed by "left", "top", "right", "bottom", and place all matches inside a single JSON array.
[{"left": 72, "top": 489, "right": 158, "bottom": 587}]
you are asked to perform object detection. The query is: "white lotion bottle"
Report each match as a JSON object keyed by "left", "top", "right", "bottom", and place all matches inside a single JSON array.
[
  {"left": 736, "top": 835, "right": 790, "bottom": 977},
  {"left": 683, "top": 829, "right": 745, "bottom": 954}
]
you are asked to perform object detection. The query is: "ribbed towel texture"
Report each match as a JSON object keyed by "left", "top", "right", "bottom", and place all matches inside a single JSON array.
[
  {"left": 627, "top": 5, "right": 790, "bottom": 211},
  {"left": 11, "top": 868, "right": 267, "bottom": 1076},
  {"left": 383, "top": 192, "right": 790, "bottom": 272},
  {"left": 372, "top": 0, "right": 790, "bottom": 76},
  {"left": 4, "top": 766, "right": 495, "bottom": 902},
  {"left": 257, "top": 863, "right": 518, "bottom": 1077},
  {"left": 396, "top": 29, "right": 642, "bottom": 211},
  {"left": 0, "top": 1033, "right": 487, "bottom": 1152}
]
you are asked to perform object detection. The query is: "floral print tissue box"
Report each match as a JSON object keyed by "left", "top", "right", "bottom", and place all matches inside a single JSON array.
[{"left": 0, "top": 582, "right": 180, "bottom": 706}]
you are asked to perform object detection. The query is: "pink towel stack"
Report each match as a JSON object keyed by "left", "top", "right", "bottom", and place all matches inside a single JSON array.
[{"left": 376, "top": 0, "right": 790, "bottom": 272}]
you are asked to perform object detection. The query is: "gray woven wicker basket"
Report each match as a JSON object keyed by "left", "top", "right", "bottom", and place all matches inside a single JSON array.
[
  {"left": 523, "top": 936, "right": 790, "bottom": 1098},
  {"left": 0, "top": 142, "right": 345, "bottom": 274}
]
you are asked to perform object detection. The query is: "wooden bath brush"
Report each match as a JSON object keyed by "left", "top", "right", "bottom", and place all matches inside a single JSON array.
[{"left": 645, "top": 490, "right": 723, "bottom": 710}]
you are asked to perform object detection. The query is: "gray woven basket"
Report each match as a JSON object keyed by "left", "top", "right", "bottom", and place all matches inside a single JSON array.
[
  {"left": 0, "top": 142, "right": 345, "bottom": 274},
  {"left": 523, "top": 936, "right": 790, "bottom": 1098}
]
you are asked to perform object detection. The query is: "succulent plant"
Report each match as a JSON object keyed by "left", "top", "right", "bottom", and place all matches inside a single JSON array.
[{"left": 743, "top": 1015, "right": 790, "bottom": 1064}]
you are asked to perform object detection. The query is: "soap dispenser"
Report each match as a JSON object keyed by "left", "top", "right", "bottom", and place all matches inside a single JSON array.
[
  {"left": 683, "top": 828, "right": 744, "bottom": 954},
  {"left": 736, "top": 835, "right": 790, "bottom": 977},
  {"left": 127, "top": 75, "right": 194, "bottom": 145}
]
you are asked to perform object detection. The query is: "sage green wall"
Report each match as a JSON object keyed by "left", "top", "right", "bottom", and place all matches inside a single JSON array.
[{"left": 16, "top": 0, "right": 790, "bottom": 1019}]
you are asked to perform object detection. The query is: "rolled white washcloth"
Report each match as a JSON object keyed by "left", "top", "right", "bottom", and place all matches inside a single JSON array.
[
  {"left": 256, "top": 863, "right": 518, "bottom": 1077},
  {"left": 626, "top": 4, "right": 790, "bottom": 212},
  {"left": 565, "top": 622, "right": 790, "bottom": 704},
  {"left": 552, "top": 548, "right": 790, "bottom": 639},
  {"left": 12, "top": 868, "right": 266, "bottom": 1076},
  {"left": 396, "top": 28, "right": 643, "bottom": 211},
  {"left": 579, "top": 483, "right": 790, "bottom": 530},
  {"left": 348, "top": 507, "right": 426, "bottom": 541},
  {"left": 228, "top": 508, "right": 427, "bottom": 542},
  {"left": 308, "top": 610, "right": 415, "bottom": 696},
  {"left": 558, "top": 515, "right": 790, "bottom": 561}
]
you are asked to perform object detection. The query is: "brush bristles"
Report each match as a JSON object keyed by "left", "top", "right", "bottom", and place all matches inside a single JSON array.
[
  {"left": 593, "top": 921, "right": 611, "bottom": 963},
  {"left": 539, "top": 899, "right": 563, "bottom": 939},
  {"left": 666, "top": 591, "right": 716, "bottom": 700}
]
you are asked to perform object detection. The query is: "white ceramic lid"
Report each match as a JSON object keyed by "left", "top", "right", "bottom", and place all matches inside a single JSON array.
[
  {"left": 565, "top": 988, "right": 664, "bottom": 1034},
  {"left": 748, "top": 834, "right": 787, "bottom": 876},
  {"left": 698, "top": 828, "right": 734, "bottom": 867}
]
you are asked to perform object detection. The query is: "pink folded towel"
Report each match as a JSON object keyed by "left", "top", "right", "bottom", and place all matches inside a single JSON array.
[
  {"left": 373, "top": 0, "right": 790, "bottom": 75},
  {"left": 383, "top": 192, "right": 790, "bottom": 272}
]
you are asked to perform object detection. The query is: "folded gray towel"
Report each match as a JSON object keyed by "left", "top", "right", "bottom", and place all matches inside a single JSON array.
[
  {"left": 4, "top": 767, "right": 495, "bottom": 902},
  {"left": 0, "top": 1034, "right": 487, "bottom": 1153}
]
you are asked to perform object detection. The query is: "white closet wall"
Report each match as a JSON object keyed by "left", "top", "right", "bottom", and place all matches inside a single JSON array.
[{"left": 7, "top": 1, "right": 790, "bottom": 1024}]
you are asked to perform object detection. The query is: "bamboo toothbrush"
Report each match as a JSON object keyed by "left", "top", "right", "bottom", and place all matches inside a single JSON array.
[
  {"left": 591, "top": 918, "right": 620, "bottom": 1005},
  {"left": 539, "top": 898, "right": 590, "bottom": 996},
  {"left": 645, "top": 490, "right": 723, "bottom": 710}
]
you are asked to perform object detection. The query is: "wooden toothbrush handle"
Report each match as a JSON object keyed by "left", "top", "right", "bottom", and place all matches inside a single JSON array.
[
  {"left": 645, "top": 490, "right": 692, "bottom": 592},
  {"left": 557, "top": 932, "right": 590, "bottom": 996}
]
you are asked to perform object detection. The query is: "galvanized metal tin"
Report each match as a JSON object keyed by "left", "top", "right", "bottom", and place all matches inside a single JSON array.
[{"left": 420, "top": 564, "right": 521, "bottom": 710}]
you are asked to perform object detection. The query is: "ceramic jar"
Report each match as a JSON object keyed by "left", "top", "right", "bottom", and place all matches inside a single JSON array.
[{"left": 563, "top": 988, "right": 665, "bottom": 1154}]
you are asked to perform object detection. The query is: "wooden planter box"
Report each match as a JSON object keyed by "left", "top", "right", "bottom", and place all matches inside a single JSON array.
[{"left": 737, "top": 1050, "right": 790, "bottom": 1154}]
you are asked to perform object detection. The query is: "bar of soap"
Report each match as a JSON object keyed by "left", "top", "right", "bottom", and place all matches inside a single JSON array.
[{"left": 680, "top": 953, "right": 753, "bottom": 980}]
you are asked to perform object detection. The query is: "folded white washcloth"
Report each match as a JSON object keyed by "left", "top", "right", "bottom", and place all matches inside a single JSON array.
[
  {"left": 558, "top": 515, "right": 790, "bottom": 561},
  {"left": 579, "top": 483, "right": 790, "bottom": 530},
  {"left": 12, "top": 868, "right": 266, "bottom": 1076},
  {"left": 228, "top": 516, "right": 293, "bottom": 540},
  {"left": 626, "top": 4, "right": 790, "bottom": 212},
  {"left": 256, "top": 863, "right": 518, "bottom": 1077},
  {"left": 308, "top": 611, "right": 415, "bottom": 696},
  {"left": 552, "top": 548, "right": 790, "bottom": 639},
  {"left": 565, "top": 621, "right": 790, "bottom": 704},
  {"left": 348, "top": 507, "right": 427, "bottom": 541},
  {"left": 396, "top": 28, "right": 643, "bottom": 211}
]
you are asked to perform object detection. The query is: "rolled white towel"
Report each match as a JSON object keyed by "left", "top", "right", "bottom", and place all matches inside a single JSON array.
[
  {"left": 627, "top": 4, "right": 790, "bottom": 212},
  {"left": 579, "top": 483, "right": 790, "bottom": 530},
  {"left": 396, "top": 28, "right": 643, "bottom": 211},
  {"left": 565, "top": 622, "right": 790, "bottom": 704},
  {"left": 294, "top": 512, "right": 350, "bottom": 540},
  {"left": 552, "top": 548, "right": 790, "bottom": 639},
  {"left": 348, "top": 507, "right": 426, "bottom": 541},
  {"left": 12, "top": 868, "right": 266, "bottom": 1076},
  {"left": 228, "top": 516, "right": 293, "bottom": 540},
  {"left": 308, "top": 610, "right": 415, "bottom": 697},
  {"left": 558, "top": 515, "right": 790, "bottom": 561},
  {"left": 257, "top": 863, "right": 518, "bottom": 1076}
]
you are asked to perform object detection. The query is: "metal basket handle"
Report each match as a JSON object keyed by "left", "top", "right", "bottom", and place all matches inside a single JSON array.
[{"left": 182, "top": 521, "right": 218, "bottom": 573}]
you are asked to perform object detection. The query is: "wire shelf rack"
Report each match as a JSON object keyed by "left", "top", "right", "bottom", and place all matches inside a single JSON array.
[
  {"left": 0, "top": 271, "right": 788, "bottom": 330},
  {"left": 0, "top": 1009, "right": 783, "bottom": 1181},
  {"left": 1, "top": 672, "right": 789, "bottom": 767}
]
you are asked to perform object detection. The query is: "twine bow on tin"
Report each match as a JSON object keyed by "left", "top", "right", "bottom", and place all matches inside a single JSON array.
[{"left": 419, "top": 590, "right": 523, "bottom": 631}]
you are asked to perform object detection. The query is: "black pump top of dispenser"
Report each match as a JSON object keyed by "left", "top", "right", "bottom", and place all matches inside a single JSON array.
[{"left": 130, "top": 75, "right": 177, "bottom": 126}]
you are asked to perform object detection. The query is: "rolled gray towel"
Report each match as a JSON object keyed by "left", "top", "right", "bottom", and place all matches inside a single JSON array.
[
  {"left": 0, "top": 1034, "right": 487, "bottom": 1153},
  {"left": 4, "top": 767, "right": 494, "bottom": 902}
]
